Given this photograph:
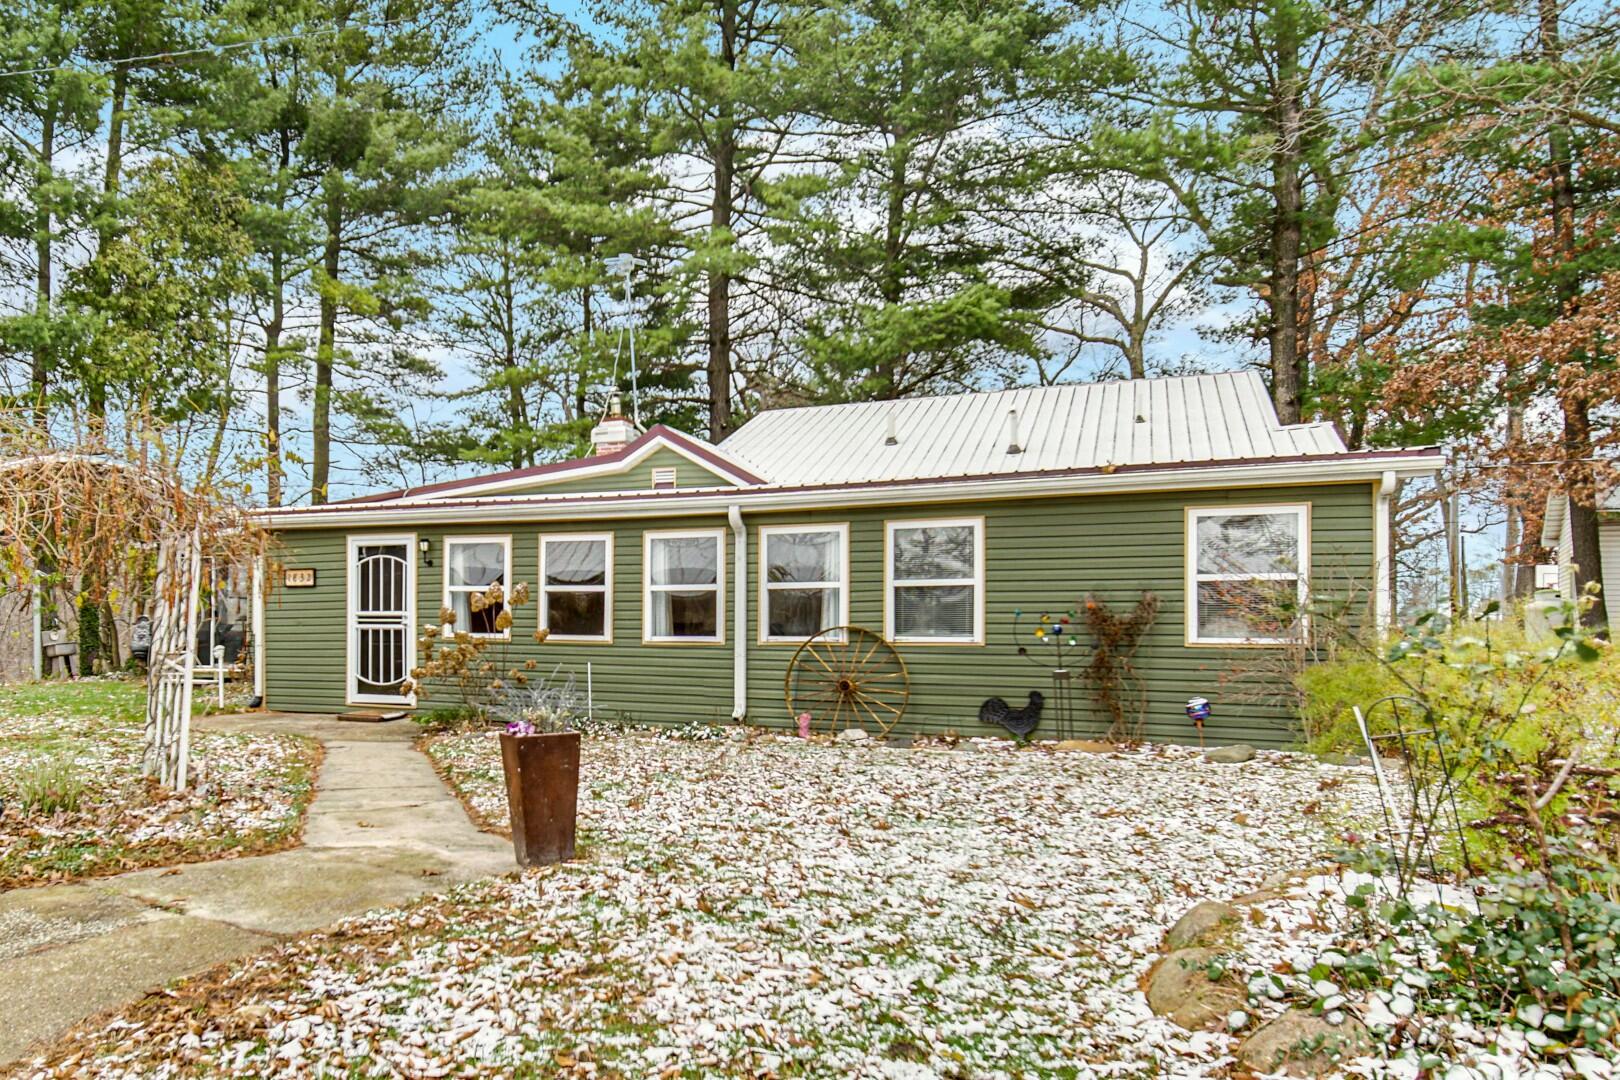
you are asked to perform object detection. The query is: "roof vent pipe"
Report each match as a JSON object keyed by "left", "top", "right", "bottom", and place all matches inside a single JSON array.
[
  {"left": 884, "top": 412, "right": 898, "bottom": 446},
  {"left": 1005, "top": 408, "right": 1022, "bottom": 455}
]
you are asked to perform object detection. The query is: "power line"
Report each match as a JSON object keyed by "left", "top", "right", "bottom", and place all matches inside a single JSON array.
[{"left": 0, "top": 20, "right": 403, "bottom": 81}]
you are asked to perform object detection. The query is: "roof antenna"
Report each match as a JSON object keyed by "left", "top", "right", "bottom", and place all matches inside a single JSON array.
[
  {"left": 884, "top": 412, "right": 898, "bottom": 446},
  {"left": 1005, "top": 408, "right": 1023, "bottom": 455},
  {"left": 604, "top": 253, "right": 645, "bottom": 427}
]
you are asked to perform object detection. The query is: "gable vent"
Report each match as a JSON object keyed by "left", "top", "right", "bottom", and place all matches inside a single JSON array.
[{"left": 651, "top": 467, "right": 678, "bottom": 490}]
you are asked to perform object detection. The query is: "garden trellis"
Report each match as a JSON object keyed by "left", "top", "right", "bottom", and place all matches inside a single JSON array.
[{"left": 0, "top": 415, "right": 264, "bottom": 792}]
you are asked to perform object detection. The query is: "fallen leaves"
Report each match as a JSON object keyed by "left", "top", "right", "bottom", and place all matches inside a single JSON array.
[
  {"left": 0, "top": 683, "right": 319, "bottom": 889},
  {"left": 23, "top": 732, "right": 1389, "bottom": 1079}
]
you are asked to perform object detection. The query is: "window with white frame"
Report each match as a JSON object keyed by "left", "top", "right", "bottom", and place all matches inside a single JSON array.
[
  {"left": 886, "top": 518, "right": 983, "bottom": 643},
  {"left": 540, "top": 534, "right": 612, "bottom": 640},
  {"left": 760, "top": 524, "right": 847, "bottom": 641},
  {"left": 443, "top": 536, "right": 511, "bottom": 637},
  {"left": 1187, "top": 505, "right": 1308, "bottom": 644},
  {"left": 644, "top": 530, "right": 724, "bottom": 641}
]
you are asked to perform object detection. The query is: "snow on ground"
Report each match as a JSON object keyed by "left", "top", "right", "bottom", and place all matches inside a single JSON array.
[
  {"left": 19, "top": 732, "right": 1388, "bottom": 1078},
  {"left": 0, "top": 681, "right": 319, "bottom": 887}
]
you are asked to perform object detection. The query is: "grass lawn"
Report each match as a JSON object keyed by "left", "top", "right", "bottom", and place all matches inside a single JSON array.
[
  {"left": 20, "top": 731, "right": 1385, "bottom": 1078},
  {"left": 0, "top": 678, "right": 320, "bottom": 890}
]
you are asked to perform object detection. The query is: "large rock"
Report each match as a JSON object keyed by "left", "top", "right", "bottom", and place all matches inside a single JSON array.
[
  {"left": 1205, "top": 744, "right": 1257, "bottom": 764},
  {"left": 1144, "top": 947, "right": 1245, "bottom": 1031},
  {"left": 1237, "top": 1009, "right": 1375, "bottom": 1077},
  {"left": 1164, "top": 900, "right": 1240, "bottom": 950},
  {"left": 837, "top": 727, "right": 870, "bottom": 743}
]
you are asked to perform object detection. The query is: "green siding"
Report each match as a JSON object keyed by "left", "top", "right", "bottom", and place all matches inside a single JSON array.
[
  {"left": 265, "top": 481, "right": 1375, "bottom": 747},
  {"left": 450, "top": 447, "right": 734, "bottom": 497}
]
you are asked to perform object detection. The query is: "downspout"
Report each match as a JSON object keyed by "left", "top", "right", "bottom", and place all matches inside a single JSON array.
[
  {"left": 1374, "top": 470, "right": 1396, "bottom": 635},
  {"left": 728, "top": 504, "right": 747, "bottom": 720},
  {"left": 251, "top": 556, "right": 266, "bottom": 708}
]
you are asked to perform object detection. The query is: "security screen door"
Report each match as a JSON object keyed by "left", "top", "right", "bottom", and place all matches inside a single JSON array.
[{"left": 348, "top": 537, "right": 415, "bottom": 705}]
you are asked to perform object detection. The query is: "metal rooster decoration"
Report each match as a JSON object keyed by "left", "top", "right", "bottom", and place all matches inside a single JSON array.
[{"left": 980, "top": 690, "right": 1045, "bottom": 742}]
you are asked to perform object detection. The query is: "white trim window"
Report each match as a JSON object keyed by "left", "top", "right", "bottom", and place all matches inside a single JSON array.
[
  {"left": 644, "top": 529, "right": 725, "bottom": 642},
  {"left": 1187, "top": 504, "right": 1309, "bottom": 644},
  {"left": 760, "top": 524, "right": 849, "bottom": 642},
  {"left": 442, "top": 535, "right": 512, "bottom": 638},
  {"left": 540, "top": 534, "right": 612, "bottom": 641},
  {"left": 886, "top": 518, "right": 984, "bottom": 643}
]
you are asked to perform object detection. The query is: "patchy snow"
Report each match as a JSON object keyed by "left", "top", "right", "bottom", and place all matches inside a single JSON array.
[
  {"left": 19, "top": 733, "right": 1394, "bottom": 1077},
  {"left": 0, "top": 689, "right": 318, "bottom": 887}
]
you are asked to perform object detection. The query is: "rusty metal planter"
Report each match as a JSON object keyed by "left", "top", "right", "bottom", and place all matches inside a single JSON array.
[{"left": 499, "top": 731, "right": 580, "bottom": 866}]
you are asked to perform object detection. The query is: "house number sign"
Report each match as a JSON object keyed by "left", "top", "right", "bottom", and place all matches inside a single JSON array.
[{"left": 284, "top": 568, "right": 317, "bottom": 588}]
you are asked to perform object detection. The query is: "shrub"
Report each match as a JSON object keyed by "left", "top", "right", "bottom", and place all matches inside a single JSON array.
[
  {"left": 16, "top": 757, "right": 87, "bottom": 815},
  {"left": 402, "top": 582, "right": 548, "bottom": 725},
  {"left": 1286, "top": 598, "right": 1620, "bottom": 1065}
]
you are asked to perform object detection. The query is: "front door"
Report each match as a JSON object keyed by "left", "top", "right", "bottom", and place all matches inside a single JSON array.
[{"left": 348, "top": 536, "right": 416, "bottom": 705}]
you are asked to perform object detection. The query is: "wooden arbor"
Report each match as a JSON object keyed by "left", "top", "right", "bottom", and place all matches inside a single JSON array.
[{"left": 0, "top": 421, "right": 261, "bottom": 792}]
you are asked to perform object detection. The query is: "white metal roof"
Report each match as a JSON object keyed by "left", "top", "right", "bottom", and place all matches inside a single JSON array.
[{"left": 719, "top": 371, "right": 1347, "bottom": 486}]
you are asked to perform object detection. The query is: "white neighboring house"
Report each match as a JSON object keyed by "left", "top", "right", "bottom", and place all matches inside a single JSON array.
[{"left": 1541, "top": 489, "right": 1620, "bottom": 615}]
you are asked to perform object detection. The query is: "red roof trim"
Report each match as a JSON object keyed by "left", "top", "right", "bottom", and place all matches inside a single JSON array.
[
  {"left": 335, "top": 425, "right": 765, "bottom": 505},
  {"left": 268, "top": 446, "right": 1438, "bottom": 519}
]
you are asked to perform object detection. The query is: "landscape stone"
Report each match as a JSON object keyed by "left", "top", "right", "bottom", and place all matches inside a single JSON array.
[
  {"left": 1237, "top": 1008, "right": 1375, "bottom": 1077},
  {"left": 1144, "top": 947, "right": 1245, "bottom": 1031},
  {"left": 1053, "top": 739, "right": 1117, "bottom": 753},
  {"left": 837, "top": 727, "right": 870, "bottom": 743},
  {"left": 1316, "top": 752, "right": 1368, "bottom": 767},
  {"left": 1164, "top": 900, "right": 1240, "bottom": 949},
  {"left": 1205, "top": 744, "right": 1257, "bottom": 764}
]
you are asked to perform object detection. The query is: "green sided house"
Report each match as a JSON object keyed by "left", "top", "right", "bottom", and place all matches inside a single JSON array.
[{"left": 252, "top": 371, "right": 1441, "bottom": 746}]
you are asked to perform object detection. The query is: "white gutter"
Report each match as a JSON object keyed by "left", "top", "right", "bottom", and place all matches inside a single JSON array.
[
  {"left": 727, "top": 504, "right": 747, "bottom": 721},
  {"left": 259, "top": 453, "right": 1447, "bottom": 530},
  {"left": 1374, "top": 469, "right": 1396, "bottom": 635}
]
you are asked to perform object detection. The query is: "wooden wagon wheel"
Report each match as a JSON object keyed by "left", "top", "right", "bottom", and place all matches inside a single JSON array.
[{"left": 784, "top": 626, "right": 909, "bottom": 736}]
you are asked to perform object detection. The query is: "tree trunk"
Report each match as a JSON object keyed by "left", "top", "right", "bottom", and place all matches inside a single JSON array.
[
  {"left": 1540, "top": 0, "right": 1608, "bottom": 629},
  {"left": 1441, "top": 484, "right": 1463, "bottom": 621},
  {"left": 32, "top": 101, "right": 56, "bottom": 425},
  {"left": 265, "top": 125, "right": 292, "bottom": 508},
  {"left": 87, "top": 60, "right": 130, "bottom": 423},
  {"left": 575, "top": 285, "right": 592, "bottom": 424},
  {"left": 265, "top": 247, "right": 285, "bottom": 507},
  {"left": 877, "top": 135, "right": 911, "bottom": 399},
  {"left": 312, "top": 180, "right": 341, "bottom": 505},
  {"left": 705, "top": 0, "right": 739, "bottom": 441},
  {"left": 501, "top": 247, "right": 528, "bottom": 468},
  {"left": 1267, "top": 18, "right": 1305, "bottom": 424}
]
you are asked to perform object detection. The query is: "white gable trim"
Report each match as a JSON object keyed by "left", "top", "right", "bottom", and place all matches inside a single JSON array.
[{"left": 398, "top": 434, "right": 758, "bottom": 503}]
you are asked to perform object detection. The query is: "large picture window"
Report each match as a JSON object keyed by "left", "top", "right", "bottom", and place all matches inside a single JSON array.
[
  {"left": 443, "top": 536, "right": 511, "bottom": 638},
  {"left": 885, "top": 518, "right": 984, "bottom": 643},
  {"left": 1186, "top": 505, "right": 1308, "bottom": 645},
  {"left": 540, "top": 534, "right": 612, "bottom": 641},
  {"left": 644, "top": 530, "right": 724, "bottom": 642},
  {"left": 760, "top": 524, "right": 848, "bottom": 642}
]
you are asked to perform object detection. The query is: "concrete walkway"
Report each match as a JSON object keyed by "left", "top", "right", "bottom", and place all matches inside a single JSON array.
[{"left": 0, "top": 714, "right": 513, "bottom": 1066}]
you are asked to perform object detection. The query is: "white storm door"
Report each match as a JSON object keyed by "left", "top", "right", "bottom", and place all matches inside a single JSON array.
[{"left": 348, "top": 536, "right": 416, "bottom": 705}]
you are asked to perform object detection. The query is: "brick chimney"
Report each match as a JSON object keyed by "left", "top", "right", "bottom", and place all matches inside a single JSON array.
[{"left": 589, "top": 392, "right": 642, "bottom": 456}]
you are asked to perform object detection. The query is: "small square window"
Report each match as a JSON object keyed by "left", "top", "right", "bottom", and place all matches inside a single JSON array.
[
  {"left": 644, "top": 530, "right": 724, "bottom": 642},
  {"left": 540, "top": 534, "right": 612, "bottom": 641},
  {"left": 760, "top": 525, "right": 848, "bottom": 642},
  {"left": 885, "top": 518, "right": 984, "bottom": 643},
  {"left": 1186, "top": 505, "right": 1308, "bottom": 644},
  {"left": 443, "top": 536, "right": 511, "bottom": 638}
]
